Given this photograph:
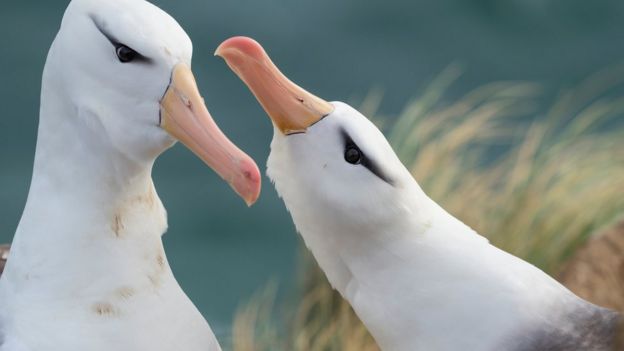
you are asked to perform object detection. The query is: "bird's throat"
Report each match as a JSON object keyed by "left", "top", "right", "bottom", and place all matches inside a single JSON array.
[{"left": 2, "top": 93, "right": 170, "bottom": 304}]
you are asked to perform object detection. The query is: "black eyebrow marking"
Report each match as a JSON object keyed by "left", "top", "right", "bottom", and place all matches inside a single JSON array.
[
  {"left": 340, "top": 129, "right": 395, "bottom": 186},
  {"left": 89, "top": 14, "right": 152, "bottom": 64}
]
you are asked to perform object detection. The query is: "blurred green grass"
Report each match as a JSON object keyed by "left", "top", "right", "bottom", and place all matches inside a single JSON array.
[{"left": 230, "top": 66, "right": 624, "bottom": 351}]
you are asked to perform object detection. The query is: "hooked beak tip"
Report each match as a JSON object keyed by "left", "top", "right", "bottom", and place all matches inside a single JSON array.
[
  {"left": 236, "top": 157, "right": 262, "bottom": 207},
  {"left": 215, "top": 36, "right": 265, "bottom": 61}
]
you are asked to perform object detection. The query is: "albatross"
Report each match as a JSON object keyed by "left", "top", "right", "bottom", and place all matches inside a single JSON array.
[
  {"left": 216, "top": 36, "right": 623, "bottom": 351},
  {"left": 0, "top": 1, "right": 260, "bottom": 350}
]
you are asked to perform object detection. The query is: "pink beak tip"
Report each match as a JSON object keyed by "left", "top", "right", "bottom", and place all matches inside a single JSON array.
[
  {"left": 238, "top": 157, "right": 262, "bottom": 207},
  {"left": 215, "top": 36, "right": 266, "bottom": 61}
]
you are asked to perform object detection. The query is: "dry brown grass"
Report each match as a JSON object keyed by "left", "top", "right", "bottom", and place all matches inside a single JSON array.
[
  {"left": 559, "top": 218, "right": 624, "bottom": 313},
  {"left": 231, "top": 65, "right": 624, "bottom": 351}
]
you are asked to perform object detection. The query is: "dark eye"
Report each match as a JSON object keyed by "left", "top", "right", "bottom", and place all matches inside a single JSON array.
[
  {"left": 344, "top": 147, "right": 362, "bottom": 164},
  {"left": 115, "top": 44, "right": 138, "bottom": 63}
]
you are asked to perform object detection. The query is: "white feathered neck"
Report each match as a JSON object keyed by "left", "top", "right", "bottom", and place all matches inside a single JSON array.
[
  {"left": 266, "top": 104, "right": 598, "bottom": 350},
  {"left": 0, "top": 32, "right": 219, "bottom": 351}
]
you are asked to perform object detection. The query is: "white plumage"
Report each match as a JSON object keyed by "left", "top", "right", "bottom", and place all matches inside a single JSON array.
[
  {"left": 268, "top": 103, "right": 621, "bottom": 350},
  {"left": 0, "top": 1, "right": 260, "bottom": 350},
  {"left": 218, "top": 36, "right": 623, "bottom": 351}
]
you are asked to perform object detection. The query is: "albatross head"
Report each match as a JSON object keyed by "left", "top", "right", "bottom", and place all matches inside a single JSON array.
[
  {"left": 216, "top": 37, "right": 420, "bottom": 233},
  {"left": 45, "top": 0, "right": 260, "bottom": 205}
]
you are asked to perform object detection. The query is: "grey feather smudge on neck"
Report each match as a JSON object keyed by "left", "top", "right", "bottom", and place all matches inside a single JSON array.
[{"left": 505, "top": 301, "right": 623, "bottom": 351}]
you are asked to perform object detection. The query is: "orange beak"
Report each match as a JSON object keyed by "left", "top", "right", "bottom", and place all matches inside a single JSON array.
[
  {"left": 215, "top": 36, "right": 334, "bottom": 135},
  {"left": 160, "top": 64, "right": 261, "bottom": 206}
]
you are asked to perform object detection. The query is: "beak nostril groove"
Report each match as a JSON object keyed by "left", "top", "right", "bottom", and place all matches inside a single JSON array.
[{"left": 177, "top": 91, "right": 192, "bottom": 108}]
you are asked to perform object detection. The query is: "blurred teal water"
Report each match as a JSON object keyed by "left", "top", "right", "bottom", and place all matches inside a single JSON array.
[{"left": 1, "top": 0, "right": 623, "bottom": 338}]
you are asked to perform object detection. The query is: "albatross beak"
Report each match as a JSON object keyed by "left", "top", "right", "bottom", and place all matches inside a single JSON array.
[
  {"left": 215, "top": 36, "right": 334, "bottom": 135},
  {"left": 160, "top": 63, "right": 261, "bottom": 206}
]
